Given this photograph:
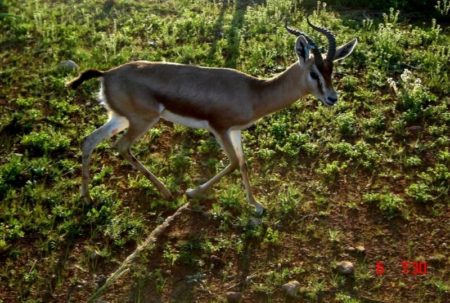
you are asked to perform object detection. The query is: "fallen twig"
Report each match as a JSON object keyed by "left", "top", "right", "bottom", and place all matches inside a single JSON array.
[{"left": 88, "top": 202, "right": 191, "bottom": 302}]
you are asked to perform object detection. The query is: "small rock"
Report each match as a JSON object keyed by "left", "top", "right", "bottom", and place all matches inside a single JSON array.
[
  {"left": 355, "top": 245, "right": 366, "bottom": 254},
  {"left": 58, "top": 60, "right": 79, "bottom": 73},
  {"left": 336, "top": 261, "right": 354, "bottom": 275},
  {"left": 148, "top": 40, "right": 157, "bottom": 47},
  {"left": 282, "top": 280, "right": 300, "bottom": 298},
  {"left": 345, "top": 246, "right": 356, "bottom": 253},
  {"left": 226, "top": 291, "right": 242, "bottom": 303}
]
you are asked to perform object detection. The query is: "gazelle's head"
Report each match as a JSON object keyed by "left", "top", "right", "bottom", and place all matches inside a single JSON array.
[{"left": 286, "top": 18, "right": 357, "bottom": 106}]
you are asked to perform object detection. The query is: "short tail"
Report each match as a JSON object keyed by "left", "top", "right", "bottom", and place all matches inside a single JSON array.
[{"left": 66, "top": 69, "right": 104, "bottom": 89}]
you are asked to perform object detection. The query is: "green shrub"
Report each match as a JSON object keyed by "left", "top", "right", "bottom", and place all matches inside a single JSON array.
[
  {"left": 406, "top": 183, "right": 433, "bottom": 203},
  {"left": 104, "top": 207, "right": 144, "bottom": 246},
  {"left": 0, "top": 154, "right": 27, "bottom": 187},
  {"left": 312, "top": 0, "right": 436, "bottom": 14},
  {"left": 336, "top": 112, "right": 358, "bottom": 137},
  {"left": 363, "top": 192, "right": 405, "bottom": 216},
  {"left": 21, "top": 127, "right": 71, "bottom": 154},
  {"left": 404, "top": 156, "right": 422, "bottom": 168},
  {"left": 0, "top": 219, "right": 25, "bottom": 245},
  {"left": 318, "top": 160, "right": 348, "bottom": 182},
  {"left": 371, "top": 9, "right": 403, "bottom": 72},
  {"left": 391, "top": 69, "right": 437, "bottom": 124}
]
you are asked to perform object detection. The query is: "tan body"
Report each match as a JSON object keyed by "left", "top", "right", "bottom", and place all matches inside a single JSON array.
[
  {"left": 104, "top": 61, "right": 307, "bottom": 130},
  {"left": 69, "top": 21, "right": 357, "bottom": 215}
]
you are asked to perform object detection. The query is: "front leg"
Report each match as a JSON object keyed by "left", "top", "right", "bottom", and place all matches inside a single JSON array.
[
  {"left": 186, "top": 129, "right": 265, "bottom": 215},
  {"left": 186, "top": 162, "right": 237, "bottom": 197},
  {"left": 228, "top": 130, "right": 265, "bottom": 215},
  {"left": 186, "top": 128, "right": 238, "bottom": 197}
]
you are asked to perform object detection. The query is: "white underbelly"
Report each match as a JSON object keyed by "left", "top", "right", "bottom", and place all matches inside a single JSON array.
[
  {"left": 160, "top": 109, "right": 210, "bottom": 129},
  {"left": 159, "top": 107, "right": 255, "bottom": 131}
]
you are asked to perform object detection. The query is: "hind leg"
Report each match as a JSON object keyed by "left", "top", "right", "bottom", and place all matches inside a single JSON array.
[
  {"left": 81, "top": 114, "right": 129, "bottom": 203},
  {"left": 114, "top": 116, "right": 172, "bottom": 200}
]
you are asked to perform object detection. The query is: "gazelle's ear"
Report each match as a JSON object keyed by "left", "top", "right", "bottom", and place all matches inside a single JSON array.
[
  {"left": 295, "top": 35, "right": 311, "bottom": 64},
  {"left": 334, "top": 38, "right": 358, "bottom": 61}
]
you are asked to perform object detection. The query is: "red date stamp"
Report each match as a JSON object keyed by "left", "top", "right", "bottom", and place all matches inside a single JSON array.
[{"left": 375, "top": 261, "right": 427, "bottom": 276}]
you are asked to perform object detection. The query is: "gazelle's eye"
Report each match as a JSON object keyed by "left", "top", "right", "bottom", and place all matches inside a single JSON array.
[{"left": 310, "top": 71, "right": 319, "bottom": 80}]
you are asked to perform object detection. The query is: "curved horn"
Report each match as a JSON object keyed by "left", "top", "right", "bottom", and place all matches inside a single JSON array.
[
  {"left": 284, "top": 19, "right": 301, "bottom": 36},
  {"left": 284, "top": 20, "right": 324, "bottom": 68},
  {"left": 284, "top": 20, "right": 313, "bottom": 43},
  {"left": 307, "top": 16, "right": 336, "bottom": 62}
]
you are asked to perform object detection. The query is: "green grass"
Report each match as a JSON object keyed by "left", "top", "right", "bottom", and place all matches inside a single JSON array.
[{"left": 1, "top": 0, "right": 449, "bottom": 302}]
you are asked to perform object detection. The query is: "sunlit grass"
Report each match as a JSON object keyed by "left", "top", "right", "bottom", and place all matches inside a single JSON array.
[{"left": 0, "top": 0, "right": 449, "bottom": 302}]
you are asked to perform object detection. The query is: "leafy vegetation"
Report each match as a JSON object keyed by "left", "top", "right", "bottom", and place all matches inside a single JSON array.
[{"left": 1, "top": 0, "right": 449, "bottom": 302}]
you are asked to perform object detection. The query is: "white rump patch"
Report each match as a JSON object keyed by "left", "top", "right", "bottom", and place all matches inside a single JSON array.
[{"left": 98, "top": 80, "right": 113, "bottom": 113}]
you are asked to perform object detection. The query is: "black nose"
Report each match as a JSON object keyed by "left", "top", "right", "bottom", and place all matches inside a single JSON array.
[{"left": 327, "top": 97, "right": 337, "bottom": 104}]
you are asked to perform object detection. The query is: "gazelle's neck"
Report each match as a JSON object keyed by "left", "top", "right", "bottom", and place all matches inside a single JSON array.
[{"left": 253, "top": 63, "right": 309, "bottom": 119}]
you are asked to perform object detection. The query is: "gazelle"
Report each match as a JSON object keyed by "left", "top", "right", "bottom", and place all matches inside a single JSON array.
[{"left": 68, "top": 18, "right": 357, "bottom": 215}]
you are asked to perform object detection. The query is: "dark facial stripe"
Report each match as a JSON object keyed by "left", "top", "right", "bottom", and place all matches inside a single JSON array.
[
  {"left": 318, "top": 60, "right": 333, "bottom": 87},
  {"left": 316, "top": 79, "right": 324, "bottom": 93}
]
